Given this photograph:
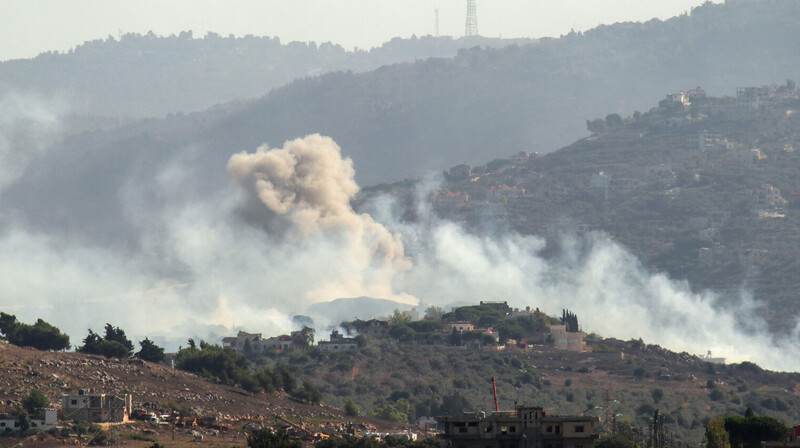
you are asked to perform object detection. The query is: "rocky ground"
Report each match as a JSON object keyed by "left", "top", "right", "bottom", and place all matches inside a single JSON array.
[{"left": 0, "top": 341, "right": 407, "bottom": 433}]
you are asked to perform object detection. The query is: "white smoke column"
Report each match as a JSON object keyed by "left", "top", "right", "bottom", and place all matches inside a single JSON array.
[
  {"left": 379, "top": 197, "right": 800, "bottom": 371},
  {"left": 227, "top": 134, "right": 413, "bottom": 303}
]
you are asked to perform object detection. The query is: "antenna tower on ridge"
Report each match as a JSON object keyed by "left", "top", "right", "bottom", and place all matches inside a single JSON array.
[{"left": 465, "top": 0, "right": 478, "bottom": 36}]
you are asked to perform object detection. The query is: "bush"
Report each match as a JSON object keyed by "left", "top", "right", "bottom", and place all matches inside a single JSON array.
[
  {"left": 709, "top": 389, "right": 724, "bottom": 401},
  {"left": 22, "top": 389, "right": 49, "bottom": 414},
  {"left": 344, "top": 399, "right": 360, "bottom": 416}
]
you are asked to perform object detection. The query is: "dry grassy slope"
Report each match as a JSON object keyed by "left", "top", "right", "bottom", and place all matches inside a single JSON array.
[{"left": 0, "top": 341, "right": 404, "bottom": 432}]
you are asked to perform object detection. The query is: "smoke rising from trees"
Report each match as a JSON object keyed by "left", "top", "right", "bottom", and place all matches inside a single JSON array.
[{"left": 0, "top": 105, "right": 797, "bottom": 370}]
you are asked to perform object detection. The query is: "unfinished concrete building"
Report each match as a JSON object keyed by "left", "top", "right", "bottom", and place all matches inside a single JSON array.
[
  {"left": 61, "top": 390, "right": 132, "bottom": 423},
  {"left": 437, "top": 405, "right": 597, "bottom": 448}
]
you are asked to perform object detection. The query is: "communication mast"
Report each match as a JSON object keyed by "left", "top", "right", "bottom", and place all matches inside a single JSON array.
[{"left": 465, "top": 0, "right": 479, "bottom": 36}]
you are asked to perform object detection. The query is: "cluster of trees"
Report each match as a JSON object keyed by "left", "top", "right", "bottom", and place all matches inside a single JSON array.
[
  {"left": 586, "top": 113, "right": 624, "bottom": 134},
  {"left": 0, "top": 313, "right": 167, "bottom": 363},
  {"left": 0, "top": 312, "right": 70, "bottom": 351},
  {"left": 706, "top": 410, "right": 789, "bottom": 448},
  {"left": 78, "top": 324, "right": 135, "bottom": 358},
  {"left": 174, "top": 341, "right": 320, "bottom": 402},
  {"left": 560, "top": 309, "right": 580, "bottom": 332},
  {"left": 76, "top": 324, "right": 164, "bottom": 362}
]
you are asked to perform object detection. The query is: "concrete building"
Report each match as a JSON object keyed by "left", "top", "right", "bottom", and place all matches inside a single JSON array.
[
  {"left": 61, "top": 390, "right": 132, "bottom": 423},
  {"left": 318, "top": 330, "right": 358, "bottom": 353},
  {"left": 447, "top": 322, "right": 475, "bottom": 333},
  {"left": 480, "top": 301, "right": 513, "bottom": 314},
  {"left": 550, "top": 325, "right": 588, "bottom": 352},
  {"left": 221, "top": 331, "right": 271, "bottom": 355},
  {"left": 357, "top": 319, "right": 390, "bottom": 338},
  {"left": 437, "top": 405, "right": 598, "bottom": 448}
]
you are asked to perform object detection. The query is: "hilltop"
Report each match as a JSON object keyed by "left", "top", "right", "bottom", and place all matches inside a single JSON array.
[{"left": 0, "top": 33, "right": 533, "bottom": 119}]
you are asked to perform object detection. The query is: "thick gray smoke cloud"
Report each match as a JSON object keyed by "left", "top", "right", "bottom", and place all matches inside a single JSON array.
[
  {"left": 1, "top": 120, "right": 798, "bottom": 371},
  {"left": 226, "top": 135, "right": 411, "bottom": 303}
]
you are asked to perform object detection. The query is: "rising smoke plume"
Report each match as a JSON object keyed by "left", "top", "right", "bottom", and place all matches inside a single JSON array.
[{"left": 1, "top": 124, "right": 799, "bottom": 371}]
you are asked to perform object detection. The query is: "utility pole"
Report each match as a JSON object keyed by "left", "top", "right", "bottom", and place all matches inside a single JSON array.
[{"left": 465, "top": 0, "right": 478, "bottom": 36}]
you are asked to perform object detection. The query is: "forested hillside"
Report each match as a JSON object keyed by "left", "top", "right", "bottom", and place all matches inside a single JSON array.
[{"left": 0, "top": 33, "right": 531, "bottom": 118}]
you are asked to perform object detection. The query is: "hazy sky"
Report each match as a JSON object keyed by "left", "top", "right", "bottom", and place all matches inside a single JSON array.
[{"left": 2, "top": 0, "right": 711, "bottom": 62}]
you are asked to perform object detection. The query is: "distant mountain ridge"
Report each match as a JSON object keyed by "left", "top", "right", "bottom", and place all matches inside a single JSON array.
[{"left": 0, "top": 33, "right": 534, "bottom": 118}]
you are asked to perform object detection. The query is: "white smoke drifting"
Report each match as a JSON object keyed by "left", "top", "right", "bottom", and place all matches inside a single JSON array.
[{"left": 0, "top": 123, "right": 799, "bottom": 371}]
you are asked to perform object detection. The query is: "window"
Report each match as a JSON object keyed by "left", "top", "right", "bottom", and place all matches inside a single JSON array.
[
  {"left": 0, "top": 422, "right": 5, "bottom": 427},
  {"left": 71, "top": 399, "right": 77, "bottom": 405},
  {"left": 501, "top": 426, "right": 508, "bottom": 435},
  {"left": 485, "top": 426, "right": 494, "bottom": 433},
  {"left": 575, "top": 426, "right": 585, "bottom": 433},
  {"left": 509, "top": 426, "right": 516, "bottom": 433},
  {"left": 459, "top": 428, "right": 468, "bottom": 433},
  {"left": 546, "top": 426, "right": 553, "bottom": 433},
  {"left": 555, "top": 426, "right": 561, "bottom": 435},
  {"left": 468, "top": 422, "right": 478, "bottom": 427}
]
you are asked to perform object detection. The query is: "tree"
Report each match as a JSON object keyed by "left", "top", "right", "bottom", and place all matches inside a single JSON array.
[
  {"left": 0, "top": 312, "right": 70, "bottom": 351},
  {"left": 15, "top": 407, "right": 31, "bottom": 432},
  {"left": 725, "top": 414, "right": 788, "bottom": 448},
  {"left": 103, "top": 324, "right": 134, "bottom": 357},
  {"left": 22, "top": 389, "right": 49, "bottom": 414},
  {"left": 292, "top": 326, "right": 315, "bottom": 350},
  {"left": 293, "top": 380, "right": 322, "bottom": 403},
  {"left": 424, "top": 306, "right": 444, "bottom": 321},
  {"left": 706, "top": 417, "right": 731, "bottom": 448},
  {"left": 344, "top": 399, "right": 360, "bottom": 416},
  {"left": 651, "top": 388, "right": 664, "bottom": 403},
  {"left": 605, "top": 113, "right": 623, "bottom": 128},
  {"left": 389, "top": 309, "right": 412, "bottom": 326},
  {"left": 248, "top": 428, "right": 302, "bottom": 448},
  {"left": 587, "top": 118, "right": 607, "bottom": 134},
  {"left": 136, "top": 338, "right": 166, "bottom": 363},
  {"left": 561, "top": 309, "right": 579, "bottom": 332}
]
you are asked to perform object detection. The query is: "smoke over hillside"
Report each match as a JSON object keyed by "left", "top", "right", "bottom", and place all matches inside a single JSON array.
[{"left": 0, "top": 107, "right": 798, "bottom": 370}]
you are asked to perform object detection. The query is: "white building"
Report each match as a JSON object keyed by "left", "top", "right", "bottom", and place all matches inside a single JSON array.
[{"left": 0, "top": 409, "right": 57, "bottom": 433}]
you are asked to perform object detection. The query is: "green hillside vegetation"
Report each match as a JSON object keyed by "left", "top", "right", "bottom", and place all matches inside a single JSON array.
[
  {"left": 256, "top": 333, "right": 800, "bottom": 444},
  {"left": 389, "top": 83, "right": 800, "bottom": 333}
]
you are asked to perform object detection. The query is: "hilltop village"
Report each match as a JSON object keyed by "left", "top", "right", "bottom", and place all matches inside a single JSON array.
[{"left": 221, "top": 302, "right": 589, "bottom": 356}]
